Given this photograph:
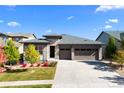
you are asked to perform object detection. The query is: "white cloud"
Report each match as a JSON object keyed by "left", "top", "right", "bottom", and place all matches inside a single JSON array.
[
  {"left": 5, "top": 5, "right": 16, "bottom": 11},
  {"left": 45, "top": 29, "right": 52, "bottom": 33},
  {"left": 8, "top": 5, "right": 16, "bottom": 7},
  {"left": 95, "top": 5, "right": 124, "bottom": 13},
  {"left": 105, "top": 19, "right": 119, "bottom": 24},
  {"left": 7, "top": 21, "right": 21, "bottom": 27},
  {"left": 67, "top": 16, "right": 75, "bottom": 21},
  {"left": 0, "top": 20, "right": 4, "bottom": 23},
  {"left": 108, "top": 19, "right": 118, "bottom": 23},
  {"left": 105, "top": 21, "right": 109, "bottom": 24},
  {"left": 104, "top": 25, "right": 112, "bottom": 29}
]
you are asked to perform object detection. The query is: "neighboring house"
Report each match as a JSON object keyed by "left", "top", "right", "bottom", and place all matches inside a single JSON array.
[
  {"left": 96, "top": 31, "right": 124, "bottom": 58},
  {"left": 0, "top": 32, "right": 36, "bottom": 55},
  {"left": 21, "top": 34, "right": 103, "bottom": 60},
  {"left": 0, "top": 32, "right": 8, "bottom": 46},
  {"left": 7, "top": 33, "right": 36, "bottom": 54}
]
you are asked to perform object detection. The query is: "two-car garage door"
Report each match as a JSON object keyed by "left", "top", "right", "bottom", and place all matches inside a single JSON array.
[
  {"left": 74, "top": 49, "right": 98, "bottom": 60},
  {"left": 59, "top": 48, "right": 99, "bottom": 60}
]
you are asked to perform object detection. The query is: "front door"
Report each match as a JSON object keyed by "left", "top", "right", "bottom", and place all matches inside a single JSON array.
[{"left": 50, "top": 46, "right": 55, "bottom": 58}]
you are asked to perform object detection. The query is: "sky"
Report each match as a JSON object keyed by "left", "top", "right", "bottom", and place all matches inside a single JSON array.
[{"left": 0, "top": 5, "right": 124, "bottom": 40}]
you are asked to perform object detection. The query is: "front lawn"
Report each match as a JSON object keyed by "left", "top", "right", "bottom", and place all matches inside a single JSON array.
[
  {"left": 0, "top": 67, "right": 56, "bottom": 82},
  {"left": 0, "top": 84, "right": 52, "bottom": 88}
]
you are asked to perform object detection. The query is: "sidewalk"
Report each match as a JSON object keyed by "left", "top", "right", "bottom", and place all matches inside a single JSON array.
[{"left": 0, "top": 80, "right": 53, "bottom": 87}]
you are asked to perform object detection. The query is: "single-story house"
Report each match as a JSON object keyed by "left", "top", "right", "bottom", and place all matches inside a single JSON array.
[
  {"left": 96, "top": 31, "right": 124, "bottom": 58},
  {"left": 21, "top": 34, "right": 103, "bottom": 60}
]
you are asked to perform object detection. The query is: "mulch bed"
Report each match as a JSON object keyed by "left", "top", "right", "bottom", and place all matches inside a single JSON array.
[{"left": 105, "top": 61, "right": 124, "bottom": 77}]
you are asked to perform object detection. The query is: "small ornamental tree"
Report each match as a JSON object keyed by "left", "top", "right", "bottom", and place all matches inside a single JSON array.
[
  {"left": 4, "top": 39, "right": 20, "bottom": 65},
  {"left": 25, "top": 44, "right": 40, "bottom": 64},
  {"left": 113, "top": 50, "right": 124, "bottom": 70},
  {"left": 105, "top": 37, "right": 117, "bottom": 59},
  {"left": 120, "top": 38, "right": 124, "bottom": 50},
  {"left": 0, "top": 45, "right": 6, "bottom": 66}
]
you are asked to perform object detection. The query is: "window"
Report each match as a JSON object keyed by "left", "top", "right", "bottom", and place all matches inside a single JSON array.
[
  {"left": 75, "top": 49, "right": 80, "bottom": 51},
  {"left": 36, "top": 45, "right": 43, "bottom": 54},
  {"left": 81, "top": 49, "right": 86, "bottom": 51},
  {"left": 15, "top": 38, "right": 20, "bottom": 42},
  {"left": 66, "top": 49, "right": 71, "bottom": 51},
  {"left": 3, "top": 37, "right": 7, "bottom": 42},
  {"left": 60, "top": 49, "right": 65, "bottom": 51}
]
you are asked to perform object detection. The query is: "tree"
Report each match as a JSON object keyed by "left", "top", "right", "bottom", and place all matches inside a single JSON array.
[
  {"left": 4, "top": 39, "right": 20, "bottom": 65},
  {"left": 113, "top": 50, "right": 124, "bottom": 70},
  {"left": 25, "top": 44, "right": 40, "bottom": 64},
  {"left": 0, "top": 45, "right": 6, "bottom": 66},
  {"left": 105, "top": 37, "right": 117, "bottom": 59},
  {"left": 120, "top": 38, "right": 124, "bottom": 50}
]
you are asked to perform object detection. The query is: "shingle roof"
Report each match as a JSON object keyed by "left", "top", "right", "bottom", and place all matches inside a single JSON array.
[
  {"left": 20, "top": 39, "right": 50, "bottom": 44},
  {"left": 58, "top": 34, "right": 102, "bottom": 45},
  {"left": 43, "top": 34, "right": 62, "bottom": 38},
  {"left": 43, "top": 34, "right": 62, "bottom": 37},
  {"left": 104, "top": 31, "right": 124, "bottom": 41},
  {"left": 7, "top": 33, "right": 36, "bottom": 38},
  {"left": 0, "top": 32, "right": 37, "bottom": 38}
]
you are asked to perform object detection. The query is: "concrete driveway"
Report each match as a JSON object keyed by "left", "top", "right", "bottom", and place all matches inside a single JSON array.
[{"left": 53, "top": 60, "right": 124, "bottom": 88}]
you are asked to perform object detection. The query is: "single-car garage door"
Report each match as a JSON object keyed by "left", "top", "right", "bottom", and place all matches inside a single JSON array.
[
  {"left": 74, "top": 49, "right": 98, "bottom": 60},
  {"left": 59, "top": 48, "right": 71, "bottom": 60}
]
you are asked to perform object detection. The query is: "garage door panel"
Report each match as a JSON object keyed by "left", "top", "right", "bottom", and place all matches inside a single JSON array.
[
  {"left": 74, "top": 49, "right": 98, "bottom": 60},
  {"left": 59, "top": 48, "right": 71, "bottom": 60},
  {"left": 74, "top": 56, "right": 96, "bottom": 60}
]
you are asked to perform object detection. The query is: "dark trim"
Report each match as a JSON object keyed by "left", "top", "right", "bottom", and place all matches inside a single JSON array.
[
  {"left": 58, "top": 44, "right": 103, "bottom": 45},
  {"left": 22, "top": 42, "right": 49, "bottom": 44},
  {"left": 96, "top": 31, "right": 104, "bottom": 41},
  {"left": 33, "top": 34, "right": 37, "bottom": 39}
]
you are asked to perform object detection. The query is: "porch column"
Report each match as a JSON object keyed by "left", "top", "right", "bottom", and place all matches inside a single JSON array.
[
  {"left": 71, "top": 47, "right": 74, "bottom": 60},
  {"left": 55, "top": 45, "right": 59, "bottom": 59},
  {"left": 98, "top": 47, "right": 102, "bottom": 60}
]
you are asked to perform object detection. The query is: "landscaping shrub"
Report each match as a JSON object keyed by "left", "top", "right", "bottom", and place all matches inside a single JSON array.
[
  {"left": 0, "top": 45, "right": 6, "bottom": 66},
  {"left": 0, "top": 67, "right": 6, "bottom": 73},
  {"left": 25, "top": 44, "right": 40, "bottom": 64},
  {"left": 4, "top": 40, "right": 20, "bottom": 65},
  {"left": 113, "top": 50, "right": 124, "bottom": 69},
  {"left": 43, "top": 61, "right": 49, "bottom": 67},
  {"left": 49, "top": 61, "right": 57, "bottom": 67}
]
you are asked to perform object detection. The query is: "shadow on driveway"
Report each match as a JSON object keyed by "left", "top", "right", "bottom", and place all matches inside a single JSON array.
[
  {"left": 77, "top": 61, "right": 124, "bottom": 86},
  {"left": 99, "top": 75, "right": 124, "bottom": 85},
  {"left": 78, "top": 61, "right": 114, "bottom": 72}
]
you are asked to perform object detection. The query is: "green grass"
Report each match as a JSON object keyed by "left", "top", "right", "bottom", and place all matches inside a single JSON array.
[
  {"left": 0, "top": 67, "right": 56, "bottom": 82},
  {"left": 0, "top": 84, "right": 52, "bottom": 88}
]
